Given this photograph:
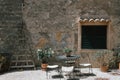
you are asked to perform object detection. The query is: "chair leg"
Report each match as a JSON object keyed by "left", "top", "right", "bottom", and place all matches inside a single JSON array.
[
  {"left": 46, "top": 71, "right": 48, "bottom": 78},
  {"left": 90, "top": 65, "right": 93, "bottom": 73},
  {"left": 79, "top": 67, "right": 81, "bottom": 74},
  {"left": 46, "top": 71, "right": 50, "bottom": 79},
  {"left": 89, "top": 67, "right": 90, "bottom": 73},
  {"left": 89, "top": 65, "right": 93, "bottom": 74}
]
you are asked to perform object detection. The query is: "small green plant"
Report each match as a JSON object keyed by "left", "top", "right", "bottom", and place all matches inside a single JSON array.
[
  {"left": 37, "top": 47, "right": 54, "bottom": 63},
  {"left": 63, "top": 47, "right": 72, "bottom": 57},
  {"left": 118, "top": 53, "right": 120, "bottom": 62},
  {"left": 0, "top": 54, "right": 6, "bottom": 72},
  {"left": 0, "top": 55, "right": 6, "bottom": 63},
  {"left": 112, "top": 45, "right": 120, "bottom": 69},
  {"left": 109, "top": 56, "right": 117, "bottom": 69},
  {"left": 113, "top": 46, "right": 120, "bottom": 62},
  {"left": 63, "top": 47, "right": 72, "bottom": 53}
]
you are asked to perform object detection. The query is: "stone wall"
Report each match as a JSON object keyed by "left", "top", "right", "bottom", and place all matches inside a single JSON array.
[
  {"left": 23, "top": 0, "right": 120, "bottom": 50},
  {"left": 0, "top": 0, "right": 120, "bottom": 67},
  {"left": 23, "top": 0, "right": 120, "bottom": 67}
]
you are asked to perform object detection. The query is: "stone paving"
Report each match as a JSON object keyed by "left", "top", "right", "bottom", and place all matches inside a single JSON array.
[{"left": 0, "top": 68, "right": 120, "bottom": 80}]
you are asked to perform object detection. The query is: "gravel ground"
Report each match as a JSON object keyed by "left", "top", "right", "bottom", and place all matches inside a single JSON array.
[{"left": 0, "top": 68, "right": 120, "bottom": 80}]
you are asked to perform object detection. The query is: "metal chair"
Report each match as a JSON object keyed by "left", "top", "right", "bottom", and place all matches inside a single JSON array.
[
  {"left": 60, "top": 66, "right": 74, "bottom": 80},
  {"left": 79, "top": 53, "right": 93, "bottom": 74},
  {"left": 46, "top": 65, "right": 59, "bottom": 79}
]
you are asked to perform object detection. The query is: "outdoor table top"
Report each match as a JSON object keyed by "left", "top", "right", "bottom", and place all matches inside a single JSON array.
[{"left": 56, "top": 54, "right": 80, "bottom": 61}]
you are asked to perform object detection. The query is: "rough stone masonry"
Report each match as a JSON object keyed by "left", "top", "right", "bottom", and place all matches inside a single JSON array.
[{"left": 0, "top": 0, "right": 120, "bottom": 67}]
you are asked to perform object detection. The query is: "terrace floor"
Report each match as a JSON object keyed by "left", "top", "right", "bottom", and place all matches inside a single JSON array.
[{"left": 0, "top": 68, "right": 120, "bottom": 80}]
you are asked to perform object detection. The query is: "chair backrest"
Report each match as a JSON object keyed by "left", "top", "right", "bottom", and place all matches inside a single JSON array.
[
  {"left": 80, "top": 53, "right": 91, "bottom": 63},
  {"left": 61, "top": 66, "right": 74, "bottom": 72}
]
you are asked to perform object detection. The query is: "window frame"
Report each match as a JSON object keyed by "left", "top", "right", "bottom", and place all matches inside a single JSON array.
[{"left": 77, "top": 21, "right": 111, "bottom": 53}]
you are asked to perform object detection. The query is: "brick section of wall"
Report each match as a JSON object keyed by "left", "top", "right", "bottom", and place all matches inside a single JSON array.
[{"left": 0, "top": 0, "right": 23, "bottom": 53}]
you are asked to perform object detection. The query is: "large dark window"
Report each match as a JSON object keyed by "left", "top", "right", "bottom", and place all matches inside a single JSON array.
[{"left": 82, "top": 25, "right": 107, "bottom": 49}]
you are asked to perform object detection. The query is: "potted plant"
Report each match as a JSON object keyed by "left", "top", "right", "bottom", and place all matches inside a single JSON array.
[
  {"left": 118, "top": 53, "right": 120, "bottom": 70},
  {"left": 63, "top": 47, "right": 72, "bottom": 57},
  {"left": 0, "top": 55, "right": 6, "bottom": 71},
  {"left": 37, "top": 47, "right": 54, "bottom": 69},
  {"left": 94, "top": 50, "right": 113, "bottom": 72},
  {"left": 113, "top": 45, "right": 120, "bottom": 69}
]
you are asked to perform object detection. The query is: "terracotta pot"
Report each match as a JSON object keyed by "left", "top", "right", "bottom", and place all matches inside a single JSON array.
[
  {"left": 41, "top": 63, "right": 48, "bottom": 69},
  {"left": 100, "top": 65, "right": 108, "bottom": 72}
]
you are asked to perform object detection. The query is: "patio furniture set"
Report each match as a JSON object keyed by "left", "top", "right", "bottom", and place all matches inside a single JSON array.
[{"left": 46, "top": 54, "right": 93, "bottom": 80}]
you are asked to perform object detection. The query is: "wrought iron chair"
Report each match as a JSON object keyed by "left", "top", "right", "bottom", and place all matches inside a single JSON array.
[
  {"left": 46, "top": 65, "right": 60, "bottom": 79},
  {"left": 60, "top": 66, "right": 75, "bottom": 80},
  {"left": 79, "top": 53, "right": 93, "bottom": 74}
]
